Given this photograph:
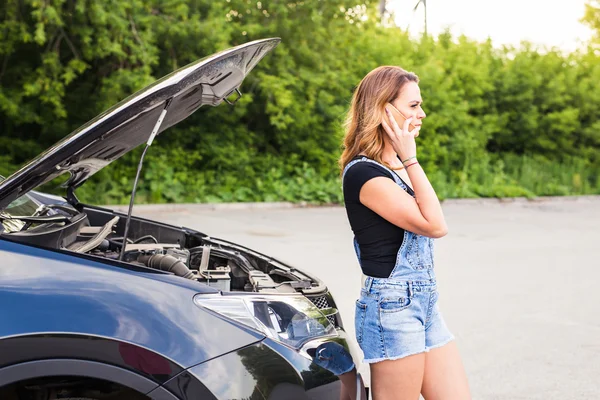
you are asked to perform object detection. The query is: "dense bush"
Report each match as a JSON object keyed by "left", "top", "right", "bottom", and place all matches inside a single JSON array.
[{"left": 0, "top": 0, "right": 598, "bottom": 204}]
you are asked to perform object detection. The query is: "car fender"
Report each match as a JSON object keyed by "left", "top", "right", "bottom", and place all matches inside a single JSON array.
[
  {"left": 0, "top": 358, "right": 179, "bottom": 399},
  {"left": 0, "top": 239, "right": 264, "bottom": 377}
]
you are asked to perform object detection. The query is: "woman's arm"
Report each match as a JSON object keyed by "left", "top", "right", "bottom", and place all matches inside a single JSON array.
[
  {"left": 359, "top": 173, "right": 447, "bottom": 238},
  {"left": 358, "top": 109, "right": 447, "bottom": 238}
]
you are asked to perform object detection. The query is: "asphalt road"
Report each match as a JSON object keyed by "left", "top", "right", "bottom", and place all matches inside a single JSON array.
[{"left": 118, "top": 196, "right": 600, "bottom": 399}]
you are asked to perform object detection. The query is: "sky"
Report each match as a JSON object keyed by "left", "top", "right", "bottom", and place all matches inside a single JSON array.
[{"left": 389, "top": 0, "right": 594, "bottom": 52}]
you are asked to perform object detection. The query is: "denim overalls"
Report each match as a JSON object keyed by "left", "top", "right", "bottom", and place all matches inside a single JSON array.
[{"left": 343, "top": 157, "right": 454, "bottom": 363}]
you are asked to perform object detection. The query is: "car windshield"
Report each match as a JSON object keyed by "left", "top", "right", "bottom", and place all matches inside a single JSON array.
[
  {"left": 4, "top": 194, "right": 40, "bottom": 216},
  {"left": 0, "top": 176, "right": 42, "bottom": 232}
]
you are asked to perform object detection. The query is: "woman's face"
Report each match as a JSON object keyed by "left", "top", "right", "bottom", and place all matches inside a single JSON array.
[{"left": 390, "top": 81, "right": 426, "bottom": 130}]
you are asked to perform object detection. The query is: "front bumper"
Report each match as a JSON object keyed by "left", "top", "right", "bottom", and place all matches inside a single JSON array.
[{"left": 156, "top": 330, "right": 365, "bottom": 400}]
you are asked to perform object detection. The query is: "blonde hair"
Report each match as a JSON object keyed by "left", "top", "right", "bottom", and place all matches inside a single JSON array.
[{"left": 339, "top": 66, "right": 419, "bottom": 174}]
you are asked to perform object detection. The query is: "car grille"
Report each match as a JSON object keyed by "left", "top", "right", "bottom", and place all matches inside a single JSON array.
[
  {"left": 309, "top": 295, "right": 330, "bottom": 309},
  {"left": 308, "top": 295, "right": 338, "bottom": 327}
]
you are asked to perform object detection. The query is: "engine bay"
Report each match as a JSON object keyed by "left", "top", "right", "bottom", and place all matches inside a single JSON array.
[{"left": 0, "top": 201, "right": 322, "bottom": 296}]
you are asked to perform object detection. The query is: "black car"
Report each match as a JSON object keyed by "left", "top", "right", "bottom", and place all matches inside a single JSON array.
[{"left": 0, "top": 38, "right": 366, "bottom": 400}]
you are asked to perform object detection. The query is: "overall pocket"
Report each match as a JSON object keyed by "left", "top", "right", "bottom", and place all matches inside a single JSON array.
[
  {"left": 379, "top": 295, "right": 412, "bottom": 313},
  {"left": 354, "top": 299, "right": 367, "bottom": 344},
  {"left": 405, "top": 233, "right": 434, "bottom": 270}
]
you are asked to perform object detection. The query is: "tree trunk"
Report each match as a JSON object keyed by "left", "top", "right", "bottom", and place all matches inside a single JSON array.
[{"left": 379, "top": 0, "right": 387, "bottom": 19}]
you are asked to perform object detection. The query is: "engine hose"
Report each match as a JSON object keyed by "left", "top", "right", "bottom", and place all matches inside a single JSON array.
[{"left": 139, "top": 254, "right": 195, "bottom": 280}]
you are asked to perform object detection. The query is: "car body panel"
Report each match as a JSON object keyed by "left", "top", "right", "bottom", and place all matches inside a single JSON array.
[
  {"left": 0, "top": 359, "right": 167, "bottom": 396},
  {"left": 0, "top": 239, "right": 264, "bottom": 375},
  {"left": 0, "top": 334, "right": 184, "bottom": 385},
  {"left": 156, "top": 330, "right": 364, "bottom": 400},
  {"left": 160, "top": 341, "right": 344, "bottom": 400}
]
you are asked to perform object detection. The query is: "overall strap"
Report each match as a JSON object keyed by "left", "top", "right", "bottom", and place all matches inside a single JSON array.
[{"left": 342, "top": 156, "right": 408, "bottom": 191}]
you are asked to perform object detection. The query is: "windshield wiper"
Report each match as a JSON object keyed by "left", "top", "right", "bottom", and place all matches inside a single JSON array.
[{"left": 0, "top": 212, "right": 71, "bottom": 224}]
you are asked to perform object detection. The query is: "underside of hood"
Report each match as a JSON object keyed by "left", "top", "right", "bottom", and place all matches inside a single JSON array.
[{"left": 0, "top": 38, "right": 280, "bottom": 209}]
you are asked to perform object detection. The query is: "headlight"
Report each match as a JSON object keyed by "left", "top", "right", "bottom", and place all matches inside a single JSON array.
[{"left": 194, "top": 294, "right": 337, "bottom": 349}]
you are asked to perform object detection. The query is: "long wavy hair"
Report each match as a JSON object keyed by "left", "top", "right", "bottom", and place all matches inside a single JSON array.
[{"left": 339, "top": 66, "right": 419, "bottom": 174}]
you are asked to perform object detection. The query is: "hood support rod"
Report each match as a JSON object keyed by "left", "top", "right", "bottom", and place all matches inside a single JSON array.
[
  {"left": 66, "top": 186, "right": 81, "bottom": 210},
  {"left": 119, "top": 98, "right": 172, "bottom": 261}
]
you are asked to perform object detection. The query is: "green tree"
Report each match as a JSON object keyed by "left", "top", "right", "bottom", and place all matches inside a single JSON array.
[{"left": 0, "top": 1, "right": 598, "bottom": 204}]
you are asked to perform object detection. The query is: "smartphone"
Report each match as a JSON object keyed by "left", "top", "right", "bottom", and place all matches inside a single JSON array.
[{"left": 383, "top": 102, "right": 418, "bottom": 132}]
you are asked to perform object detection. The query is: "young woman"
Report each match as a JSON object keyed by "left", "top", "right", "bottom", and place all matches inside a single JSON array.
[{"left": 340, "top": 66, "right": 471, "bottom": 400}]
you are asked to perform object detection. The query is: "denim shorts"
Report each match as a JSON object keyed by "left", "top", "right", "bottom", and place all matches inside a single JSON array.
[{"left": 355, "top": 278, "right": 454, "bottom": 363}]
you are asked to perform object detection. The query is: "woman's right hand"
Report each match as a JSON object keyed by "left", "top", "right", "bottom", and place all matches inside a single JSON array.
[{"left": 381, "top": 107, "right": 420, "bottom": 162}]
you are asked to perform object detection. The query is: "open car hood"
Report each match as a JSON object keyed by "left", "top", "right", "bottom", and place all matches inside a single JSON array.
[{"left": 0, "top": 38, "right": 280, "bottom": 209}]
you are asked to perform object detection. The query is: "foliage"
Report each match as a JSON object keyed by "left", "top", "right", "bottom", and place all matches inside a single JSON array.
[{"left": 0, "top": 0, "right": 599, "bottom": 205}]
